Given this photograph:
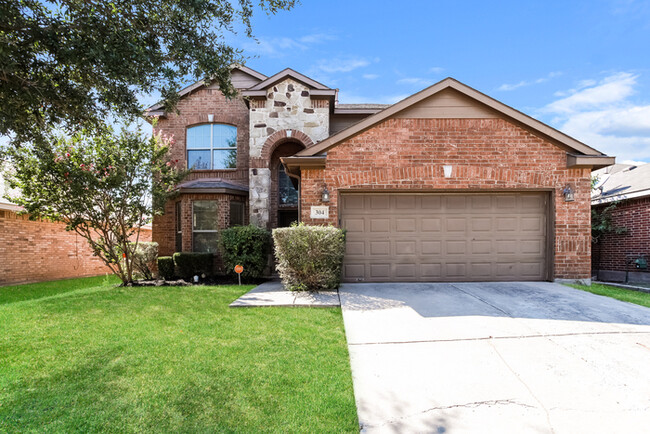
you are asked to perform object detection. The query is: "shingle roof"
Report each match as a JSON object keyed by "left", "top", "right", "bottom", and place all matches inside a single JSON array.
[
  {"left": 592, "top": 163, "right": 650, "bottom": 204},
  {"left": 177, "top": 178, "right": 249, "bottom": 195}
]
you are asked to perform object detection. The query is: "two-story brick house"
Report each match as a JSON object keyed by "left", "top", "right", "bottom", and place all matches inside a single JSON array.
[{"left": 147, "top": 65, "right": 614, "bottom": 283}]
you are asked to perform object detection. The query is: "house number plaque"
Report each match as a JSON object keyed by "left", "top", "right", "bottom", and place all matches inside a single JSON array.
[{"left": 310, "top": 206, "right": 329, "bottom": 219}]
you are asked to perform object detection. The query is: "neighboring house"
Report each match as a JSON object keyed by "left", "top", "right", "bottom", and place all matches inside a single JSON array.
[
  {"left": 0, "top": 169, "right": 152, "bottom": 286},
  {"left": 147, "top": 66, "right": 614, "bottom": 283},
  {"left": 591, "top": 163, "right": 650, "bottom": 283}
]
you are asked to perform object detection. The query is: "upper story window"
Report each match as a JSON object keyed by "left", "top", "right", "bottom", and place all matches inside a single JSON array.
[{"left": 187, "top": 124, "right": 237, "bottom": 170}]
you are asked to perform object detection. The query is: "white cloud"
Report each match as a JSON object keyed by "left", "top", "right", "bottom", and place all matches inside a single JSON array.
[
  {"left": 316, "top": 57, "right": 370, "bottom": 73},
  {"left": 543, "top": 72, "right": 637, "bottom": 114},
  {"left": 297, "top": 33, "right": 336, "bottom": 44},
  {"left": 429, "top": 66, "right": 445, "bottom": 74},
  {"left": 498, "top": 71, "right": 562, "bottom": 91},
  {"left": 362, "top": 73, "right": 379, "bottom": 80},
  {"left": 396, "top": 77, "right": 434, "bottom": 87},
  {"left": 620, "top": 160, "right": 647, "bottom": 166},
  {"left": 242, "top": 33, "right": 335, "bottom": 58},
  {"left": 542, "top": 72, "right": 650, "bottom": 163}
]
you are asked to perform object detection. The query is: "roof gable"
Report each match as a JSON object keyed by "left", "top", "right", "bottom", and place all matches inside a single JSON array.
[
  {"left": 248, "top": 68, "right": 331, "bottom": 91},
  {"left": 296, "top": 78, "right": 611, "bottom": 163},
  {"left": 145, "top": 65, "right": 267, "bottom": 113}
]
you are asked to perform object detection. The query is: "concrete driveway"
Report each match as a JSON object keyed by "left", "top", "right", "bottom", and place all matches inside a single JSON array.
[{"left": 339, "top": 282, "right": 650, "bottom": 433}]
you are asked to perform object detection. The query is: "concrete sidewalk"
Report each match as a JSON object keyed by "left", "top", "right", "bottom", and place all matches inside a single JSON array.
[
  {"left": 229, "top": 280, "right": 340, "bottom": 307},
  {"left": 340, "top": 282, "right": 650, "bottom": 433}
]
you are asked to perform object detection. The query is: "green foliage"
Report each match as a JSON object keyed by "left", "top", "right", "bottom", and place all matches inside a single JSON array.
[
  {"left": 157, "top": 256, "right": 175, "bottom": 281},
  {"left": 2, "top": 127, "right": 188, "bottom": 284},
  {"left": 173, "top": 252, "right": 214, "bottom": 279},
  {"left": 591, "top": 202, "right": 628, "bottom": 243},
  {"left": 568, "top": 283, "right": 650, "bottom": 309},
  {"left": 219, "top": 225, "right": 271, "bottom": 281},
  {"left": 273, "top": 223, "right": 346, "bottom": 291},
  {"left": 0, "top": 0, "right": 295, "bottom": 145},
  {"left": 131, "top": 242, "right": 159, "bottom": 279}
]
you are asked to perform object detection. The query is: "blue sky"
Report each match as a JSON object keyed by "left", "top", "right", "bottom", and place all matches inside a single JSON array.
[{"left": 216, "top": 0, "right": 650, "bottom": 164}]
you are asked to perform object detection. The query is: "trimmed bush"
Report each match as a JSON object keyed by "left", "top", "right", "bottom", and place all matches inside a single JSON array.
[
  {"left": 173, "top": 252, "right": 214, "bottom": 279},
  {"left": 273, "top": 223, "right": 345, "bottom": 291},
  {"left": 219, "top": 225, "right": 271, "bottom": 281},
  {"left": 157, "top": 256, "right": 174, "bottom": 280},
  {"left": 131, "top": 242, "right": 158, "bottom": 280}
]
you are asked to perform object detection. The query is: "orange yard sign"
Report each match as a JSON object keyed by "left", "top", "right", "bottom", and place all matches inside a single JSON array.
[{"left": 234, "top": 264, "right": 243, "bottom": 285}]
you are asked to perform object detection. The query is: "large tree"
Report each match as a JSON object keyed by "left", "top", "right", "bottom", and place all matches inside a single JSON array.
[
  {"left": 3, "top": 125, "right": 187, "bottom": 284},
  {"left": 0, "top": 0, "right": 294, "bottom": 144}
]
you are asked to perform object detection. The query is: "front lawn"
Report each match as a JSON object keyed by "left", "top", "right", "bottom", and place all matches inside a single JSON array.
[
  {"left": 0, "top": 276, "right": 358, "bottom": 432},
  {"left": 568, "top": 282, "right": 650, "bottom": 309}
]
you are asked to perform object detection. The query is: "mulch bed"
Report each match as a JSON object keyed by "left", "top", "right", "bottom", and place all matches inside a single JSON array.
[{"left": 127, "top": 276, "right": 267, "bottom": 287}]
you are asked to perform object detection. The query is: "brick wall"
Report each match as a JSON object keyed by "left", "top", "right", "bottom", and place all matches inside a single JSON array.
[
  {"left": 152, "top": 87, "right": 251, "bottom": 255},
  {"left": 300, "top": 118, "right": 592, "bottom": 280},
  {"left": 153, "top": 193, "right": 248, "bottom": 257},
  {"left": 0, "top": 210, "right": 152, "bottom": 286},
  {"left": 592, "top": 197, "right": 650, "bottom": 273},
  {"left": 152, "top": 87, "right": 250, "bottom": 185}
]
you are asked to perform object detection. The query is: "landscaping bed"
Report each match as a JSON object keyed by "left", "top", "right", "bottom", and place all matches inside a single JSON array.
[{"left": 0, "top": 276, "right": 358, "bottom": 432}]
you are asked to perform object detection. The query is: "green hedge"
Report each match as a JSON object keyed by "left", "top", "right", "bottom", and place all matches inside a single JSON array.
[
  {"left": 272, "top": 223, "right": 345, "bottom": 291},
  {"left": 172, "top": 252, "right": 214, "bottom": 279},
  {"left": 157, "top": 256, "right": 174, "bottom": 280},
  {"left": 219, "top": 225, "right": 271, "bottom": 281}
]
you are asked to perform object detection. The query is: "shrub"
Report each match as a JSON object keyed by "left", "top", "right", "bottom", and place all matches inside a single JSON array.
[
  {"left": 219, "top": 225, "right": 271, "bottom": 281},
  {"left": 131, "top": 242, "right": 158, "bottom": 280},
  {"left": 173, "top": 252, "right": 214, "bottom": 279},
  {"left": 273, "top": 223, "right": 346, "bottom": 291},
  {"left": 157, "top": 256, "right": 174, "bottom": 280}
]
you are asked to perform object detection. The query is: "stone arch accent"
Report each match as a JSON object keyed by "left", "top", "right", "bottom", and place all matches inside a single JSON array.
[{"left": 261, "top": 129, "right": 314, "bottom": 161}]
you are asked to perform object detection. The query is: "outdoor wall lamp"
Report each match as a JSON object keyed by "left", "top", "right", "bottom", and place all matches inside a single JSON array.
[
  {"left": 321, "top": 184, "right": 330, "bottom": 202},
  {"left": 443, "top": 165, "right": 453, "bottom": 178},
  {"left": 563, "top": 184, "right": 575, "bottom": 202}
]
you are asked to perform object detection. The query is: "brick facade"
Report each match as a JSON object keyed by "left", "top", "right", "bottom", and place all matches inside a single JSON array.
[
  {"left": 592, "top": 197, "right": 650, "bottom": 279},
  {"left": 0, "top": 209, "right": 152, "bottom": 286},
  {"left": 148, "top": 70, "right": 604, "bottom": 282},
  {"left": 154, "top": 86, "right": 250, "bottom": 184},
  {"left": 299, "top": 118, "right": 592, "bottom": 280},
  {"left": 154, "top": 193, "right": 248, "bottom": 257}
]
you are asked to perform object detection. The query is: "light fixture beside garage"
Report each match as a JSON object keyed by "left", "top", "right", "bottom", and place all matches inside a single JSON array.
[
  {"left": 443, "top": 165, "right": 453, "bottom": 178},
  {"left": 563, "top": 184, "right": 575, "bottom": 202},
  {"left": 321, "top": 184, "right": 330, "bottom": 202}
]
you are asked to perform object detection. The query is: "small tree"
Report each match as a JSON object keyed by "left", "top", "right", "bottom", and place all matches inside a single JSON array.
[
  {"left": 2, "top": 126, "right": 187, "bottom": 285},
  {"left": 591, "top": 175, "right": 627, "bottom": 243}
]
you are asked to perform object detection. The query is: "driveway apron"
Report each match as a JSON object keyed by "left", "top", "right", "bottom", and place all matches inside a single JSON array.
[{"left": 339, "top": 282, "right": 650, "bottom": 433}]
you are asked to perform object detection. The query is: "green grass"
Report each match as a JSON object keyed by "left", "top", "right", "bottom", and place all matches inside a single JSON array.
[
  {"left": 0, "top": 277, "right": 358, "bottom": 433},
  {"left": 568, "top": 283, "right": 650, "bottom": 309}
]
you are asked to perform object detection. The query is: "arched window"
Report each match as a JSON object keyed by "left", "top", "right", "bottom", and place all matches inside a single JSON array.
[{"left": 187, "top": 124, "right": 237, "bottom": 170}]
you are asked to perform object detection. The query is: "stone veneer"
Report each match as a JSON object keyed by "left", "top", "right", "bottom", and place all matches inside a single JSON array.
[{"left": 247, "top": 78, "right": 330, "bottom": 227}]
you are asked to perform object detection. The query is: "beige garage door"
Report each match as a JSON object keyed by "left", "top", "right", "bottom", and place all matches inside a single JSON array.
[{"left": 340, "top": 193, "right": 549, "bottom": 282}]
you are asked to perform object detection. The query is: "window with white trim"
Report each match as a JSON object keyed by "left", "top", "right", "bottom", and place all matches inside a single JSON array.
[
  {"left": 192, "top": 200, "right": 218, "bottom": 253},
  {"left": 187, "top": 124, "right": 237, "bottom": 170}
]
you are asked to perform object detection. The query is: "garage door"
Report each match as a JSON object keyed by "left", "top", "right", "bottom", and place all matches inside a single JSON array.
[{"left": 340, "top": 193, "right": 549, "bottom": 282}]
